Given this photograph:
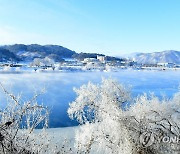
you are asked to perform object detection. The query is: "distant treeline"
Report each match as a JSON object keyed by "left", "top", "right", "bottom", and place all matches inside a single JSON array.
[{"left": 72, "top": 52, "right": 124, "bottom": 62}]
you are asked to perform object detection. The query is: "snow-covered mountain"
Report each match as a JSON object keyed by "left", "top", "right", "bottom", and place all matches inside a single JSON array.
[{"left": 128, "top": 50, "right": 180, "bottom": 64}]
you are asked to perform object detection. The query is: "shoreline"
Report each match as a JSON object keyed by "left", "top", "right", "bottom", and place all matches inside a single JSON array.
[{"left": 0, "top": 67, "right": 180, "bottom": 74}]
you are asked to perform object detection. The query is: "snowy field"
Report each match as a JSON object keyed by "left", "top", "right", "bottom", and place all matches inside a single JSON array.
[{"left": 0, "top": 70, "right": 179, "bottom": 127}]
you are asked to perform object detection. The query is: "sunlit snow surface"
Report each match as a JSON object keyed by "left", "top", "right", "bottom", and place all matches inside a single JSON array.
[{"left": 0, "top": 70, "right": 179, "bottom": 127}]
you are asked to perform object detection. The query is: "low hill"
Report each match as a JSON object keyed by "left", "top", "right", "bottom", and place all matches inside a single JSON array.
[
  {"left": 0, "top": 44, "right": 124, "bottom": 63},
  {"left": 2, "top": 44, "right": 76, "bottom": 62}
]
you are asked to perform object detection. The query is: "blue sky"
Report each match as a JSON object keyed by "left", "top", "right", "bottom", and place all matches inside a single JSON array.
[{"left": 0, "top": 0, "right": 180, "bottom": 55}]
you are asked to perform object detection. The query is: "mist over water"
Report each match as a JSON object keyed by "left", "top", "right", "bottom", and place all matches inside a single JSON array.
[{"left": 0, "top": 70, "right": 179, "bottom": 127}]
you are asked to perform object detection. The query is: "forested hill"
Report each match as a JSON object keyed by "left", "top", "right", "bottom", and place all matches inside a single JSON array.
[
  {"left": 1, "top": 44, "right": 76, "bottom": 62},
  {"left": 0, "top": 44, "right": 123, "bottom": 62},
  {"left": 0, "top": 48, "right": 20, "bottom": 62}
]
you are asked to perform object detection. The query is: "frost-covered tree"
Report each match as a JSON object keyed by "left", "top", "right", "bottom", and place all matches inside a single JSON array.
[
  {"left": 0, "top": 84, "right": 50, "bottom": 154},
  {"left": 30, "top": 57, "right": 55, "bottom": 68},
  {"left": 43, "top": 57, "right": 55, "bottom": 66},
  {"left": 0, "top": 84, "right": 68, "bottom": 154},
  {"left": 68, "top": 79, "right": 133, "bottom": 154},
  {"left": 68, "top": 78, "right": 180, "bottom": 154},
  {"left": 126, "top": 92, "right": 180, "bottom": 154},
  {"left": 31, "top": 58, "right": 42, "bottom": 67},
  {"left": 0, "top": 84, "right": 75, "bottom": 154}
]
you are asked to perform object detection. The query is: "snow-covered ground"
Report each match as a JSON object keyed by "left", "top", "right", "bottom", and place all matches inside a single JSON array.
[
  {"left": 35, "top": 126, "right": 78, "bottom": 147},
  {"left": 0, "top": 70, "right": 179, "bottom": 127}
]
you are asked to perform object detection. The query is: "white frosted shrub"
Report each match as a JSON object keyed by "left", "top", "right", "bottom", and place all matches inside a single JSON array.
[
  {"left": 68, "top": 78, "right": 180, "bottom": 154},
  {"left": 127, "top": 91, "right": 180, "bottom": 154},
  {"left": 68, "top": 79, "right": 133, "bottom": 154},
  {"left": 0, "top": 85, "right": 65, "bottom": 154}
]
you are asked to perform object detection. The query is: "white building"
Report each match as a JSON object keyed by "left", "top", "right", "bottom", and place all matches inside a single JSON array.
[
  {"left": 97, "top": 55, "right": 106, "bottom": 62},
  {"left": 83, "top": 58, "right": 99, "bottom": 63}
]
